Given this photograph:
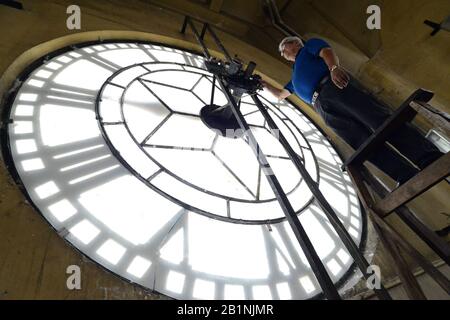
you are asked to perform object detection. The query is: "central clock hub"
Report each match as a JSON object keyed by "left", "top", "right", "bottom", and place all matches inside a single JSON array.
[{"left": 200, "top": 103, "right": 245, "bottom": 139}]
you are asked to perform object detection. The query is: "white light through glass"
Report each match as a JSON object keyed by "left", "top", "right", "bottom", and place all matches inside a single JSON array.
[{"left": 6, "top": 42, "right": 364, "bottom": 300}]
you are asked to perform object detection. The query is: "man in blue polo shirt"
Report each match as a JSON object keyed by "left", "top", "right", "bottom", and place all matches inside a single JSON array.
[{"left": 262, "top": 36, "right": 443, "bottom": 184}]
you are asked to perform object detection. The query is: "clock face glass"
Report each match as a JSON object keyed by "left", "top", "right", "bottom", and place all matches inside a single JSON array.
[{"left": 5, "top": 42, "right": 364, "bottom": 299}]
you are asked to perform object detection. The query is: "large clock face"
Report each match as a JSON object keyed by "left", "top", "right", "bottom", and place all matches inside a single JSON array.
[{"left": 4, "top": 41, "right": 364, "bottom": 299}]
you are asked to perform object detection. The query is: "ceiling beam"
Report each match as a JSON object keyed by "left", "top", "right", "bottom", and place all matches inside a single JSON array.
[
  {"left": 209, "top": 0, "right": 224, "bottom": 13},
  {"left": 146, "top": 0, "right": 249, "bottom": 36}
]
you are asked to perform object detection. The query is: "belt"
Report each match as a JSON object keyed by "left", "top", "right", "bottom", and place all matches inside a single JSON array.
[{"left": 311, "top": 75, "right": 330, "bottom": 106}]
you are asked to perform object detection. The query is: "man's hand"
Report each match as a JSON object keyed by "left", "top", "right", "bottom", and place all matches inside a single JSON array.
[
  {"left": 260, "top": 80, "right": 291, "bottom": 101},
  {"left": 319, "top": 48, "right": 350, "bottom": 90},
  {"left": 260, "top": 79, "right": 270, "bottom": 88},
  {"left": 331, "top": 66, "right": 350, "bottom": 89}
]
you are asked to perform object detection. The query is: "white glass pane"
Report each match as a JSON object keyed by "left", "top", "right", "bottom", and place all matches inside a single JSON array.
[
  {"left": 286, "top": 180, "right": 313, "bottom": 213},
  {"left": 267, "top": 157, "right": 302, "bottom": 195},
  {"left": 69, "top": 219, "right": 100, "bottom": 245},
  {"left": 285, "top": 120, "right": 312, "bottom": 150},
  {"left": 267, "top": 108, "right": 303, "bottom": 157},
  {"left": 145, "top": 82, "right": 204, "bottom": 115},
  {"left": 148, "top": 148, "right": 254, "bottom": 201},
  {"left": 152, "top": 173, "right": 228, "bottom": 217},
  {"left": 182, "top": 65, "right": 209, "bottom": 75},
  {"left": 213, "top": 136, "right": 260, "bottom": 196},
  {"left": 123, "top": 81, "right": 170, "bottom": 142},
  {"left": 14, "top": 104, "right": 34, "bottom": 116},
  {"left": 147, "top": 49, "right": 191, "bottom": 64},
  {"left": 193, "top": 77, "right": 228, "bottom": 106},
  {"left": 104, "top": 125, "right": 159, "bottom": 179},
  {"left": 144, "top": 63, "right": 183, "bottom": 72},
  {"left": 127, "top": 256, "right": 152, "bottom": 278},
  {"left": 142, "top": 70, "right": 202, "bottom": 90},
  {"left": 250, "top": 126, "right": 288, "bottom": 158},
  {"left": 40, "top": 104, "right": 99, "bottom": 147},
  {"left": 245, "top": 110, "right": 266, "bottom": 126},
  {"left": 48, "top": 199, "right": 77, "bottom": 222},
  {"left": 12, "top": 121, "right": 33, "bottom": 135},
  {"left": 240, "top": 102, "right": 258, "bottom": 115},
  {"left": 186, "top": 213, "right": 270, "bottom": 279},
  {"left": 230, "top": 200, "right": 283, "bottom": 221},
  {"left": 54, "top": 59, "right": 112, "bottom": 91},
  {"left": 159, "top": 228, "right": 185, "bottom": 264},
  {"left": 99, "top": 48, "right": 154, "bottom": 67},
  {"left": 110, "top": 65, "right": 147, "bottom": 87},
  {"left": 99, "top": 84, "right": 123, "bottom": 122},
  {"left": 147, "top": 114, "right": 216, "bottom": 149},
  {"left": 22, "top": 158, "right": 45, "bottom": 172},
  {"left": 79, "top": 175, "right": 181, "bottom": 246},
  {"left": 96, "top": 239, "right": 126, "bottom": 265}
]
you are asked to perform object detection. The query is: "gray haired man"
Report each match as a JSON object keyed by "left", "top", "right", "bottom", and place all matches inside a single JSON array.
[{"left": 262, "top": 36, "right": 443, "bottom": 184}]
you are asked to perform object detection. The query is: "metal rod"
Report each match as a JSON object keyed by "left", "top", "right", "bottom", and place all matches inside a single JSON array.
[
  {"left": 210, "top": 75, "right": 216, "bottom": 106},
  {"left": 268, "top": 0, "right": 300, "bottom": 37},
  {"left": 251, "top": 94, "right": 392, "bottom": 300},
  {"left": 200, "top": 23, "right": 207, "bottom": 40},
  {"left": 265, "top": 0, "right": 304, "bottom": 39},
  {"left": 265, "top": 0, "right": 291, "bottom": 37},
  {"left": 216, "top": 79, "right": 340, "bottom": 300},
  {"left": 180, "top": 16, "right": 189, "bottom": 34},
  {"left": 185, "top": 17, "right": 212, "bottom": 60},
  {"left": 204, "top": 23, "right": 233, "bottom": 63},
  {"left": 184, "top": 17, "right": 343, "bottom": 299},
  {"left": 181, "top": 16, "right": 232, "bottom": 63}
]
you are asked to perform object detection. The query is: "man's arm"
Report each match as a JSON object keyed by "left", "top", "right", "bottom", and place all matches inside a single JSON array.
[
  {"left": 319, "top": 47, "right": 350, "bottom": 89},
  {"left": 261, "top": 80, "right": 291, "bottom": 101}
]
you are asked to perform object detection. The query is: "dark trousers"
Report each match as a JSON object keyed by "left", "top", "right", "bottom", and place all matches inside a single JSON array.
[{"left": 315, "top": 77, "right": 443, "bottom": 183}]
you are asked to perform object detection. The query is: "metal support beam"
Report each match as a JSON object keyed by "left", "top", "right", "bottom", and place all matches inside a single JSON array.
[
  {"left": 218, "top": 81, "right": 340, "bottom": 300},
  {"left": 182, "top": 17, "right": 232, "bottom": 63},
  {"left": 200, "top": 23, "right": 207, "bottom": 40},
  {"left": 182, "top": 17, "right": 212, "bottom": 59},
  {"left": 181, "top": 15, "right": 340, "bottom": 299},
  {"left": 181, "top": 15, "right": 393, "bottom": 299},
  {"left": 181, "top": 15, "right": 189, "bottom": 34},
  {"left": 264, "top": 0, "right": 302, "bottom": 38},
  {"left": 251, "top": 94, "right": 391, "bottom": 300},
  {"left": 204, "top": 23, "right": 233, "bottom": 63}
]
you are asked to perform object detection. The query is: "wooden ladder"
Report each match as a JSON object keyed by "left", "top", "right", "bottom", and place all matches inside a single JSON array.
[{"left": 342, "top": 89, "right": 450, "bottom": 299}]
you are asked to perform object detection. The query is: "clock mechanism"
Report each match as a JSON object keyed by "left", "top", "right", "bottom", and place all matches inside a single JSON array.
[{"left": 2, "top": 37, "right": 366, "bottom": 299}]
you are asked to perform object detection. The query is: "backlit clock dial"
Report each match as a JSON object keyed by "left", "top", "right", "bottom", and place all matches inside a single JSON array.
[{"left": 4, "top": 42, "right": 364, "bottom": 300}]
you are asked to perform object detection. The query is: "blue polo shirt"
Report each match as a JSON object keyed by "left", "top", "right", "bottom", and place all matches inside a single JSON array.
[{"left": 284, "top": 38, "right": 330, "bottom": 104}]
